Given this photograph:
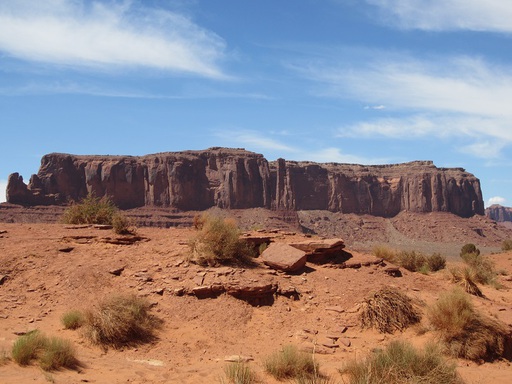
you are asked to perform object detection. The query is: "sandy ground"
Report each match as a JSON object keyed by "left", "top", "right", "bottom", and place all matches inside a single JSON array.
[{"left": 0, "top": 223, "right": 511, "bottom": 383}]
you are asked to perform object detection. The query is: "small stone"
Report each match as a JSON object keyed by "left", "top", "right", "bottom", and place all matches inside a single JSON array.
[
  {"left": 339, "top": 338, "right": 351, "bottom": 347},
  {"left": 58, "top": 247, "right": 74, "bottom": 253}
]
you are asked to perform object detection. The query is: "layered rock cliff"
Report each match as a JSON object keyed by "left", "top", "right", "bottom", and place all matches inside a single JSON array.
[
  {"left": 6, "top": 148, "right": 485, "bottom": 218},
  {"left": 486, "top": 204, "right": 512, "bottom": 222}
]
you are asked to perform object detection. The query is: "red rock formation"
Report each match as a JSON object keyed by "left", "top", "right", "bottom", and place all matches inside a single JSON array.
[
  {"left": 6, "top": 148, "right": 484, "bottom": 218},
  {"left": 486, "top": 204, "right": 512, "bottom": 222}
]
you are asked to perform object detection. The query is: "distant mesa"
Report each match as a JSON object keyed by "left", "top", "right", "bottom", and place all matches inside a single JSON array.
[
  {"left": 486, "top": 204, "right": 512, "bottom": 223},
  {"left": 6, "top": 147, "right": 484, "bottom": 218}
]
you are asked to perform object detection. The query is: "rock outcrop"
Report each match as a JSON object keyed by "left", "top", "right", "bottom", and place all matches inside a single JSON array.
[
  {"left": 6, "top": 148, "right": 484, "bottom": 218},
  {"left": 486, "top": 204, "right": 512, "bottom": 222}
]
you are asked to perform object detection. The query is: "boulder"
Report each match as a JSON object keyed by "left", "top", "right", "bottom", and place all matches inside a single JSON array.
[
  {"left": 261, "top": 243, "right": 307, "bottom": 272},
  {"left": 289, "top": 238, "right": 345, "bottom": 263}
]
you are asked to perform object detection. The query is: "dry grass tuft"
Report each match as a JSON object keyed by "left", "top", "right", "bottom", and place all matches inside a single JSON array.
[
  {"left": 83, "top": 294, "right": 161, "bottom": 348},
  {"left": 340, "top": 340, "right": 464, "bottom": 384},
  {"left": 264, "top": 345, "right": 319, "bottom": 381},
  {"left": 189, "top": 214, "right": 256, "bottom": 266},
  {"left": 360, "top": 287, "right": 421, "bottom": 333},
  {"left": 428, "top": 288, "right": 512, "bottom": 361},
  {"left": 450, "top": 267, "right": 483, "bottom": 297},
  {"left": 61, "top": 310, "right": 85, "bottom": 330},
  {"left": 11, "top": 330, "right": 78, "bottom": 371},
  {"left": 222, "top": 362, "right": 257, "bottom": 384}
]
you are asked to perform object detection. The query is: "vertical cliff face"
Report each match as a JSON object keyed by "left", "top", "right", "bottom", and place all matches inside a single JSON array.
[
  {"left": 6, "top": 148, "right": 484, "bottom": 217},
  {"left": 486, "top": 204, "right": 512, "bottom": 222}
]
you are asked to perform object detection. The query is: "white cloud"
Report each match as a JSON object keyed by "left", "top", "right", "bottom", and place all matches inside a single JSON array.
[
  {"left": 295, "top": 147, "right": 389, "bottom": 165},
  {"left": 367, "top": 0, "right": 512, "bottom": 32},
  {"left": 487, "top": 196, "right": 506, "bottom": 207},
  {"left": 0, "top": 179, "right": 7, "bottom": 203},
  {"left": 298, "top": 55, "right": 512, "bottom": 158},
  {"left": 214, "top": 130, "right": 295, "bottom": 152},
  {"left": 0, "top": 0, "right": 227, "bottom": 78}
]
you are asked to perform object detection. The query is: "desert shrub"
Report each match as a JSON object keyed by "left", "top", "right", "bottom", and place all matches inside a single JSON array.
[
  {"left": 62, "top": 193, "right": 118, "bottom": 225},
  {"left": 264, "top": 345, "right": 318, "bottom": 381},
  {"left": 460, "top": 243, "right": 480, "bottom": 258},
  {"left": 39, "top": 337, "right": 78, "bottom": 371},
  {"left": 223, "top": 362, "right": 256, "bottom": 384},
  {"left": 426, "top": 252, "right": 446, "bottom": 272},
  {"left": 374, "top": 246, "right": 446, "bottom": 273},
  {"left": 11, "top": 330, "right": 47, "bottom": 366},
  {"left": 11, "top": 331, "right": 77, "bottom": 371},
  {"left": 340, "top": 340, "right": 463, "bottom": 384},
  {"left": 360, "top": 287, "right": 421, "bottom": 333},
  {"left": 502, "top": 239, "right": 512, "bottom": 251},
  {"left": 112, "top": 213, "right": 136, "bottom": 235},
  {"left": 61, "top": 310, "right": 85, "bottom": 330},
  {"left": 428, "top": 288, "right": 511, "bottom": 361},
  {"left": 460, "top": 252, "right": 497, "bottom": 286},
  {"left": 372, "top": 245, "right": 396, "bottom": 261},
  {"left": 189, "top": 214, "right": 256, "bottom": 266},
  {"left": 84, "top": 293, "right": 161, "bottom": 348},
  {"left": 395, "top": 250, "right": 426, "bottom": 272},
  {"left": 450, "top": 267, "right": 483, "bottom": 297}
]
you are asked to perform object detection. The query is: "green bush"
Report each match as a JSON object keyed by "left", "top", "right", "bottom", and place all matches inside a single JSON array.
[
  {"left": 264, "top": 345, "right": 318, "bottom": 381},
  {"left": 340, "top": 340, "right": 464, "bottom": 384},
  {"left": 189, "top": 214, "right": 256, "bottom": 266},
  {"left": 460, "top": 243, "right": 480, "bottom": 258},
  {"left": 61, "top": 310, "right": 85, "bottom": 330},
  {"left": 84, "top": 294, "right": 161, "bottom": 348},
  {"left": 502, "top": 239, "right": 512, "bottom": 251}
]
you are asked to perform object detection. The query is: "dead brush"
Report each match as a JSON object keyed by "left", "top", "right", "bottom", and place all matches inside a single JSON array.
[
  {"left": 428, "top": 288, "right": 512, "bottom": 361},
  {"left": 83, "top": 294, "right": 161, "bottom": 349},
  {"left": 450, "top": 267, "right": 483, "bottom": 297},
  {"left": 360, "top": 287, "right": 421, "bottom": 333}
]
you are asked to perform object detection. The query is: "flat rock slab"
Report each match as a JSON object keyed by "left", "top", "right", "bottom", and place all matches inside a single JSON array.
[
  {"left": 289, "top": 238, "right": 345, "bottom": 252},
  {"left": 261, "top": 243, "right": 307, "bottom": 272}
]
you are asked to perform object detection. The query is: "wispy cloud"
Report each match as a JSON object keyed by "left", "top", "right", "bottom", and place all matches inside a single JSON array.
[
  {"left": 214, "top": 130, "right": 295, "bottom": 152},
  {"left": 487, "top": 196, "right": 506, "bottom": 207},
  {"left": 214, "top": 129, "right": 387, "bottom": 165},
  {"left": 293, "top": 147, "right": 389, "bottom": 165},
  {"left": 0, "top": 0, "right": 227, "bottom": 78},
  {"left": 0, "top": 179, "right": 6, "bottom": 203},
  {"left": 297, "top": 54, "right": 512, "bottom": 158},
  {"left": 367, "top": 0, "right": 512, "bottom": 32}
]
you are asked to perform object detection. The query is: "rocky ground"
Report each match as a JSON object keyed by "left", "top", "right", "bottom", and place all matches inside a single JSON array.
[{"left": 0, "top": 217, "right": 511, "bottom": 383}]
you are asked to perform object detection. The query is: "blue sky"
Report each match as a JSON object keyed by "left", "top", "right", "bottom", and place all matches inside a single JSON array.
[{"left": 1, "top": 0, "right": 511, "bottom": 208}]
